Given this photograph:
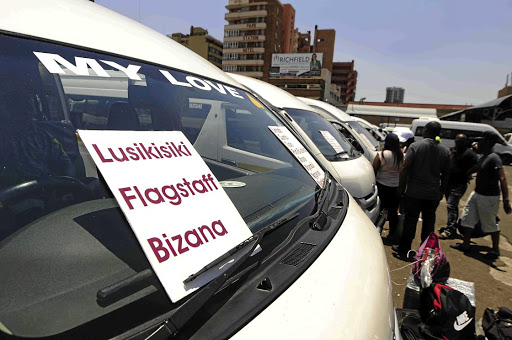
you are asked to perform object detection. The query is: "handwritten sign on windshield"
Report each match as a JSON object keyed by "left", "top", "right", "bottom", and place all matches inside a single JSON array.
[{"left": 268, "top": 126, "right": 325, "bottom": 187}]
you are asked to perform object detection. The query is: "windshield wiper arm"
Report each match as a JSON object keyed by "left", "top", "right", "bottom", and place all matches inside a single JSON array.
[
  {"left": 325, "top": 151, "right": 348, "bottom": 161},
  {"left": 164, "top": 213, "right": 299, "bottom": 336}
]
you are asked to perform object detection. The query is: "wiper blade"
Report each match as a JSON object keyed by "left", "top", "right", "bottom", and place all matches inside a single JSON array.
[
  {"left": 164, "top": 213, "right": 299, "bottom": 336},
  {"left": 311, "top": 174, "right": 333, "bottom": 231},
  {"left": 185, "top": 212, "right": 299, "bottom": 284},
  {"left": 325, "top": 151, "right": 349, "bottom": 161},
  {"left": 96, "top": 269, "right": 157, "bottom": 306}
]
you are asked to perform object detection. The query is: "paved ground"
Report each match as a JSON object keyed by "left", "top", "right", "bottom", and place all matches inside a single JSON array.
[{"left": 382, "top": 164, "right": 512, "bottom": 325}]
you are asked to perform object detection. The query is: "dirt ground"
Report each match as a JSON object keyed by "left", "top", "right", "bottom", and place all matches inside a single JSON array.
[{"left": 382, "top": 164, "right": 512, "bottom": 328}]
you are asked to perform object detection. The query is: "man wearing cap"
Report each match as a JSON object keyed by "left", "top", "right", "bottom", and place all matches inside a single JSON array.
[
  {"left": 393, "top": 128, "right": 415, "bottom": 155},
  {"left": 451, "top": 131, "right": 512, "bottom": 258},
  {"left": 393, "top": 121, "right": 451, "bottom": 260}
]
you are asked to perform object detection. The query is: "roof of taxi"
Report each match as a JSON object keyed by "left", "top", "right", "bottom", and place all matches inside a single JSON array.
[
  {"left": 228, "top": 73, "right": 313, "bottom": 111},
  {"left": 0, "top": 0, "right": 240, "bottom": 87},
  {"left": 297, "top": 97, "right": 353, "bottom": 121}
]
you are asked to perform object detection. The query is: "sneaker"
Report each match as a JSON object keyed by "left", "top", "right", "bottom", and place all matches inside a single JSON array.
[
  {"left": 439, "top": 231, "right": 453, "bottom": 240},
  {"left": 485, "top": 250, "right": 500, "bottom": 259},
  {"left": 450, "top": 243, "right": 470, "bottom": 252}
]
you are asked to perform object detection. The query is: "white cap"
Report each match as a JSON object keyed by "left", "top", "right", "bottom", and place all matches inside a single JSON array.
[{"left": 393, "top": 128, "right": 414, "bottom": 143}]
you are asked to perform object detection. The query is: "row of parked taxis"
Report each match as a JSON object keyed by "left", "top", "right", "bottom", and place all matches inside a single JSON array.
[{"left": 0, "top": 0, "right": 400, "bottom": 339}]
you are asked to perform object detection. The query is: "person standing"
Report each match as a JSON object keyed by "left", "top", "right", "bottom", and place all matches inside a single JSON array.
[
  {"left": 392, "top": 121, "right": 451, "bottom": 260},
  {"left": 309, "top": 53, "right": 321, "bottom": 70},
  {"left": 373, "top": 133, "right": 403, "bottom": 239},
  {"left": 439, "top": 134, "right": 479, "bottom": 239},
  {"left": 450, "top": 131, "right": 512, "bottom": 258}
]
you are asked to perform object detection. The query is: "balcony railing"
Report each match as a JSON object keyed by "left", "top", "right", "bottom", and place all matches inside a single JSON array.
[
  {"left": 224, "top": 22, "right": 267, "bottom": 30},
  {"left": 225, "top": 10, "right": 267, "bottom": 21},
  {"left": 224, "top": 35, "right": 266, "bottom": 43},
  {"left": 222, "top": 59, "right": 265, "bottom": 66},
  {"left": 223, "top": 47, "right": 265, "bottom": 54}
]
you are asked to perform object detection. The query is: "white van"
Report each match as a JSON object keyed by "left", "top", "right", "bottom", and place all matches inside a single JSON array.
[
  {"left": 298, "top": 97, "right": 380, "bottom": 163},
  {"left": 228, "top": 73, "right": 383, "bottom": 226},
  {"left": 0, "top": 0, "right": 399, "bottom": 339},
  {"left": 411, "top": 119, "right": 512, "bottom": 165}
]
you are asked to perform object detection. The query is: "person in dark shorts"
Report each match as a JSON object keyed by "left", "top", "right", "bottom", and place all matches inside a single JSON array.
[
  {"left": 450, "top": 131, "right": 512, "bottom": 258},
  {"left": 438, "top": 134, "right": 479, "bottom": 239},
  {"left": 392, "top": 121, "right": 451, "bottom": 260}
]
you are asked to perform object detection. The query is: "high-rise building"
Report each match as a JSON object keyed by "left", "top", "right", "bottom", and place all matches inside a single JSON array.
[
  {"left": 385, "top": 87, "right": 405, "bottom": 103},
  {"left": 296, "top": 31, "right": 311, "bottom": 53},
  {"left": 332, "top": 61, "right": 358, "bottom": 104},
  {"left": 312, "top": 26, "right": 335, "bottom": 73},
  {"left": 169, "top": 27, "right": 223, "bottom": 69},
  {"left": 223, "top": 0, "right": 283, "bottom": 81},
  {"left": 267, "top": 26, "right": 339, "bottom": 104},
  {"left": 281, "top": 4, "right": 295, "bottom": 53}
]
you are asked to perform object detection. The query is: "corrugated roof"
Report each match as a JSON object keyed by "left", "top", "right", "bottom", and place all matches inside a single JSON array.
[{"left": 466, "top": 94, "right": 512, "bottom": 110}]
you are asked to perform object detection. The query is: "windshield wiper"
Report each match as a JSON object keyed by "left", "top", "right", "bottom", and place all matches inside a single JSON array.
[
  {"left": 159, "top": 212, "right": 299, "bottom": 335},
  {"left": 103, "top": 213, "right": 298, "bottom": 338},
  {"left": 311, "top": 173, "right": 333, "bottom": 231},
  {"left": 325, "top": 151, "right": 349, "bottom": 161}
]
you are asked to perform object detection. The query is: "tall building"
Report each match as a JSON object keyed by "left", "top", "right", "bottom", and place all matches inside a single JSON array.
[
  {"left": 281, "top": 4, "right": 295, "bottom": 53},
  {"left": 268, "top": 27, "right": 340, "bottom": 105},
  {"left": 169, "top": 27, "right": 223, "bottom": 69},
  {"left": 312, "top": 26, "right": 335, "bottom": 73},
  {"left": 332, "top": 61, "right": 358, "bottom": 104},
  {"left": 223, "top": 0, "right": 283, "bottom": 81},
  {"left": 385, "top": 87, "right": 405, "bottom": 103}
]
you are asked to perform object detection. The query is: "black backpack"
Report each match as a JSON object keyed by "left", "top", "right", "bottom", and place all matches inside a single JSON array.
[
  {"left": 483, "top": 307, "right": 512, "bottom": 340},
  {"left": 419, "top": 283, "right": 476, "bottom": 340}
]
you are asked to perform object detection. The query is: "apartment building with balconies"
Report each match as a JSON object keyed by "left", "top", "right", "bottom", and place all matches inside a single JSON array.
[
  {"left": 332, "top": 61, "right": 358, "bottom": 104},
  {"left": 281, "top": 4, "right": 295, "bottom": 53},
  {"left": 169, "top": 26, "right": 223, "bottom": 69},
  {"left": 223, "top": 0, "right": 283, "bottom": 80}
]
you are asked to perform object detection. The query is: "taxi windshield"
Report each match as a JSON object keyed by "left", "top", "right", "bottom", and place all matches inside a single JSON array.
[
  {"left": 283, "top": 108, "right": 358, "bottom": 160},
  {"left": 346, "top": 120, "right": 380, "bottom": 150},
  {"left": 0, "top": 34, "right": 320, "bottom": 338}
]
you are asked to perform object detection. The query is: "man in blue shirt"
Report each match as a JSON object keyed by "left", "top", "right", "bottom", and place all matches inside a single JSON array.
[{"left": 393, "top": 121, "right": 451, "bottom": 260}]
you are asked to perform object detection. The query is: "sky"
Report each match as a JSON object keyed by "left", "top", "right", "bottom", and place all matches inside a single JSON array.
[{"left": 96, "top": 0, "right": 512, "bottom": 106}]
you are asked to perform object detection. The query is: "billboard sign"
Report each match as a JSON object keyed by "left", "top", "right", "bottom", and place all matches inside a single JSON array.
[{"left": 270, "top": 53, "right": 323, "bottom": 77}]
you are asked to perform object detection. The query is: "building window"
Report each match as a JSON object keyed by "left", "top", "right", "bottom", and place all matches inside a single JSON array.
[
  {"left": 223, "top": 41, "right": 239, "bottom": 49},
  {"left": 224, "top": 30, "right": 240, "bottom": 37},
  {"left": 223, "top": 65, "right": 237, "bottom": 72},
  {"left": 223, "top": 53, "right": 238, "bottom": 60}
]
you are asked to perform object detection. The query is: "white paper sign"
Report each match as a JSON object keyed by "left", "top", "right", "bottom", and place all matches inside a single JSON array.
[
  {"left": 77, "top": 130, "right": 253, "bottom": 302},
  {"left": 268, "top": 126, "right": 325, "bottom": 187},
  {"left": 319, "top": 130, "right": 349, "bottom": 158}
]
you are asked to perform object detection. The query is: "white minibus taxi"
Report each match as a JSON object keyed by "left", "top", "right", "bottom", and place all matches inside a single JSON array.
[
  {"left": 0, "top": 0, "right": 398, "bottom": 339},
  {"left": 228, "top": 73, "right": 383, "bottom": 226},
  {"left": 298, "top": 97, "right": 380, "bottom": 164},
  {"left": 411, "top": 119, "right": 512, "bottom": 165}
]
